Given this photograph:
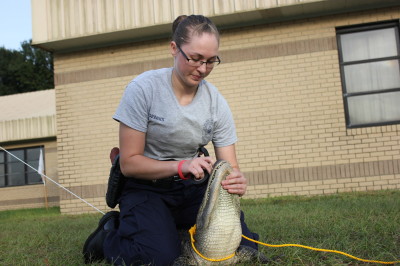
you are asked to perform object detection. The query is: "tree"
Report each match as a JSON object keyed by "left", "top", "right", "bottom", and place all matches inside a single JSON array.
[{"left": 0, "top": 40, "right": 54, "bottom": 96}]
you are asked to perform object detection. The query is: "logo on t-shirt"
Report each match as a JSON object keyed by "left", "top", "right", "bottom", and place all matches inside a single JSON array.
[
  {"left": 149, "top": 113, "right": 165, "bottom": 122},
  {"left": 202, "top": 118, "right": 214, "bottom": 144}
]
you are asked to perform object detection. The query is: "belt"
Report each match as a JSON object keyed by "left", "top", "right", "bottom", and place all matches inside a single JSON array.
[
  {"left": 134, "top": 175, "right": 183, "bottom": 188},
  {"left": 134, "top": 173, "right": 209, "bottom": 188}
]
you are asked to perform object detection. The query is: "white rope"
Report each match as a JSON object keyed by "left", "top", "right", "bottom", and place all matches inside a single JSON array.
[{"left": 0, "top": 146, "right": 105, "bottom": 215}]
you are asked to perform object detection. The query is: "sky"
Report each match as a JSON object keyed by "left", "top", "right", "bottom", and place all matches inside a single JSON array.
[{"left": 0, "top": 0, "right": 32, "bottom": 51}]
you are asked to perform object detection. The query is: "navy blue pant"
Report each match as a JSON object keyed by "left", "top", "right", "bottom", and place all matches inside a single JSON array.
[{"left": 103, "top": 179, "right": 258, "bottom": 266}]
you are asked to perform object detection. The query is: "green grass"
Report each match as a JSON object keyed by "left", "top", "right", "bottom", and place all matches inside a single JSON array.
[
  {"left": 241, "top": 190, "right": 400, "bottom": 265},
  {"left": 0, "top": 190, "right": 399, "bottom": 265}
]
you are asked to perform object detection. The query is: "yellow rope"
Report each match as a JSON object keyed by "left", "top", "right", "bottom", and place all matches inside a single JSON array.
[
  {"left": 189, "top": 224, "right": 399, "bottom": 264},
  {"left": 242, "top": 234, "right": 400, "bottom": 265},
  {"left": 189, "top": 225, "right": 235, "bottom": 262}
]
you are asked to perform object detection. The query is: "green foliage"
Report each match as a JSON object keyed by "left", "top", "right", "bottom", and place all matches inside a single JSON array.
[
  {"left": 0, "top": 191, "right": 398, "bottom": 265},
  {"left": 0, "top": 40, "right": 53, "bottom": 96}
]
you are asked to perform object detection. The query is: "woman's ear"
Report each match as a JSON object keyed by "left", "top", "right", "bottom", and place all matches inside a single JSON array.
[{"left": 170, "top": 41, "right": 178, "bottom": 57}]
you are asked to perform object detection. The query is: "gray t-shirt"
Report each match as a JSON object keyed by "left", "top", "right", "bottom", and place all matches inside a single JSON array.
[{"left": 113, "top": 67, "right": 237, "bottom": 161}]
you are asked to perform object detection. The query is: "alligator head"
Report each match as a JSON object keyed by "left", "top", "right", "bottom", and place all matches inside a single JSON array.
[{"left": 191, "top": 160, "right": 242, "bottom": 264}]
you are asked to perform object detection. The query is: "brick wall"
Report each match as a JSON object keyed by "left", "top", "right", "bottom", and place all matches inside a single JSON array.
[{"left": 54, "top": 7, "right": 400, "bottom": 214}]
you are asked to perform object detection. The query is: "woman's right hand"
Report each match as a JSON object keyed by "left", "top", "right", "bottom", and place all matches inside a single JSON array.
[{"left": 180, "top": 157, "right": 215, "bottom": 180}]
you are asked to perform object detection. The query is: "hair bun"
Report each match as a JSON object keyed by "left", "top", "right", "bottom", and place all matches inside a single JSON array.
[{"left": 172, "top": 15, "right": 188, "bottom": 35}]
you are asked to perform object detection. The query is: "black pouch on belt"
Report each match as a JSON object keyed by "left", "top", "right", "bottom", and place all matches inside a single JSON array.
[{"left": 106, "top": 154, "right": 126, "bottom": 209}]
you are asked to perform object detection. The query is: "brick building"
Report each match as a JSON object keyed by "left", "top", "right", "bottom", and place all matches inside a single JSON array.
[{"left": 31, "top": 0, "right": 400, "bottom": 214}]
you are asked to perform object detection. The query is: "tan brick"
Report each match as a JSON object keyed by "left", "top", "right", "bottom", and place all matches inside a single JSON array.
[{"left": 374, "top": 180, "right": 389, "bottom": 186}]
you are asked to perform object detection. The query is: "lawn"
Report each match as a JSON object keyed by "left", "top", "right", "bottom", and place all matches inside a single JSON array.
[{"left": 0, "top": 190, "right": 399, "bottom": 265}]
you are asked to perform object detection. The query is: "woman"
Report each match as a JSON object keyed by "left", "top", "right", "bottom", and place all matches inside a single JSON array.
[{"left": 84, "top": 15, "right": 260, "bottom": 265}]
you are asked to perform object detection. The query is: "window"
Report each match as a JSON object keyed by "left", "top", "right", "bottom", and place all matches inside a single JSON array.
[
  {"left": 0, "top": 146, "right": 44, "bottom": 187},
  {"left": 337, "top": 21, "right": 400, "bottom": 128}
]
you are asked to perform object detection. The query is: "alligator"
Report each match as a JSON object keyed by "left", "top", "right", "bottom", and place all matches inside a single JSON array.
[{"left": 174, "top": 160, "right": 269, "bottom": 265}]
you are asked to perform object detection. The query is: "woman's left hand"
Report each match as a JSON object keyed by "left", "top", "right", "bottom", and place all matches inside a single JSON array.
[{"left": 221, "top": 168, "right": 247, "bottom": 196}]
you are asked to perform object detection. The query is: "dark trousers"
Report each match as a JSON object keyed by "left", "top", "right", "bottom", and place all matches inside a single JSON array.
[{"left": 103, "top": 179, "right": 258, "bottom": 266}]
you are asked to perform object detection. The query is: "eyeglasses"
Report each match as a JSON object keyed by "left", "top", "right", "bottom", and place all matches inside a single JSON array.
[{"left": 177, "top": 45, "right": 221, "bottom": 69}]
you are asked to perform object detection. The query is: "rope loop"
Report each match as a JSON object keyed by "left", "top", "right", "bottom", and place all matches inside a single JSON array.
[{"left": 189, "top": 225, "right": 235, "bottom": 262}]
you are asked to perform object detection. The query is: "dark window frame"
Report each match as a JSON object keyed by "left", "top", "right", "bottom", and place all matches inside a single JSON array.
[
  {"left": 336, "top": 20, "right": 400, "bottom": 128},
  {"left": 0, "top": 146, "right": 44, "bottom": 188}
]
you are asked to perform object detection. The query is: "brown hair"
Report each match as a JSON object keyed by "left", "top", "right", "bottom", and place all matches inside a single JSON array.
[{"left": 172, "top": 15, "right": 220, "bottom": 47}]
